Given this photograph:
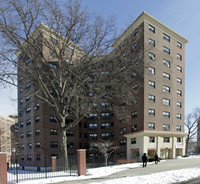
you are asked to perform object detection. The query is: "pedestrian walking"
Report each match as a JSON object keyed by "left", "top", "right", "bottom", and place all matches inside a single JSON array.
[
  {"left": 154, "top": 153, "right": 159, "bottom": 164},
  {"left": 142, "top": 153, "right": 148, "bottom": 167}
]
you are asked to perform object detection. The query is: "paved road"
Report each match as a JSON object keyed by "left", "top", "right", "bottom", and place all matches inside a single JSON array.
[{"left": 55, "top": 158, "right": 200, "bottom": 184}]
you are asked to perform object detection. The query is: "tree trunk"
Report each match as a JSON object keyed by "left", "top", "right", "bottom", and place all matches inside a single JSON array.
[
  {"left": 185, "top": 137, "right": 189, "bottom": 156},
  {"left": 105, "top": 157, "right": 108, "bottom": 167},
  {"left": 60, "top": 126, "right": 68, "bottom": 169}
]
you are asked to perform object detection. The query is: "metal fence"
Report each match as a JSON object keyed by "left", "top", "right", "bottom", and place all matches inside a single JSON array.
[{"left": 7, "top": 155, "right": 78, "bottom": 184}]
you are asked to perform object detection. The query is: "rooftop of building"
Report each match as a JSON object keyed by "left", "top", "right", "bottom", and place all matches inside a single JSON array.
[{"left": 113, "top": 11, "right": 188, "bottom": 48}]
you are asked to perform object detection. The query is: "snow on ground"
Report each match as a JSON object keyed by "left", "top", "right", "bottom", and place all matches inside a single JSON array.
[{"left": 9, "top": 155, "right": 200, "bottom": 184}]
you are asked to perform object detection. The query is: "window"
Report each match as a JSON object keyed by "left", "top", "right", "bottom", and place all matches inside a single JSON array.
[
  {"left": 50, "top": 50, "right": 57, "bottom": 58},
  {"left": 19, "top": 111, "right": 23, "bottom": 116},
  {"left": 163, "top": 72, "right": 170, "bottom": 80},
  {"left": 149, "top": 67, "right": 155, "bottom": 74},
  {"left": 163, "top": 112, "right": 170, "bottom": 118},
  {"left": 132, "top": 56, "right": 138, "bottom": 62},
  {"left": 51, "top": 141, "right": 58, "bottom": 148},
  {"left": 177, "top": 54, "right": 182, "bottom": 61},
  {"left": 149, "top": 123, "right": 155, "bottom": 130},
  {"left": 149, "top": 137, "right": 155, "bottom": 143},
  {"left": 177, "top": 66, "right": 182, "bottom": 72},
  {"left": 26, "top": 83, "right": 31, "bottom": 89},
  {"left": 50, "top": 116, "right": 57, "bottom": 122},
  {"left": 149, "top": 24, "right": 155, "bottom": 33},
  {"left": 35, "top": 116, "right": 40, "bottom": 122},
  {"left": 20, "top": 121, "right": 24, "bottom": 127},
  {"left": 132, "top": 42, "right": 138, "bottom": 49},
  {"left": 131, "top": 125, "right": 137, "bottom": 132},
  {"left": 149, "top": 109, "right": 155, "bottom": 116},
  {"left": 176, "top": 125, "right": 181, "bottom": 131},
  {"left": 163, "top": 124, "right": 170, "bottom": 131},
  {"left": 131, "top": 138, "right": 136, "bottom": 144},
  {"left": 149, "top": 95, "right": 155, "bottom": 102},
  {"left": 177, "top": 137, "right": 181, "bottom": 142},
  {"left": 176, "top": 114, "right": 182, "bottom": 119},
  {"left": 89, "top": 113, "right": 98, "bottom": 119},
  {"left": 132, "top": 111, "right": 137, "bottom": 119},
  {"left": 26, "top": 58, "right": 31, "bottom": 65},
  {"left": 163, "top": 59, "right": 170, "bottom": 67},
  {"left": 26, "top": 95, "right": 31, "bottom": 101},
  {"left": 19, "top": 53, "right": 23, "bottom": 59},
  {"left": 177, "top": 42, "right": 182, "bottom": 49},
  {"left": 163, "top": 33, "right": 170, "bottom": 42},
  {"left": 21, "top": 144, "right": 24, "bottom": 150},
  {"left": 89, "top": 123, "right": 98, "bottom": 130},
  {"left": 20, "top": 99, "right": 23, "bottom": 105},
  {"left": 132, "top": 72, "right": 137, "bottom": 78},
  {"left": 26, "top": 119, "right": 31, "bottom": 126},
  {"left": 66, "top": 47, "right": 73, "bottom": 53},
  {"left": 163, "top": 137, "right": 170, "bottom": 143},
  {"left": 132, "top": 83, "right": 138, "bottom": 90},
  {"left": 36, "top": 142, "right": 40, "bottom": 148},
  {"left": 36, "top": 155, "right": 41, "bottom": 161},
  {"left": 27, "top": 155, "right": 32, "bottom": 161},
  {"left": 50, "top": 129, "right": 58, "bottom": 135},
  {"left": 120, "top": 127, "right": 126, "bottom": 134},
  {"left": 67, "top": 142, "right": 74, "bottom": 148},
  {"left": 34, "top": 103, "right": 40, "bottom": 110},
  {"left": 132, "top": 28, "right": 138, "bottom": 37},
  {"left": 101, "top": 102, "right": 110, "bottom": 108},
  {"left": 26, "top": 107, "right": 31, "bottom": 113},
  {"left": 177, "top": 78, "right": 182, "bottom": 84},
  {"left": 101, "top": 133, "right": 110, "bottom": 140},
  {"left": 177, "top": 90, "right": 182, "bottom": 96},
  {"left": 177, "top": 102, "right": 182, "bottom": 108},
  {"left": 163, "top": 46, "right": 170, "bottom": 54},
  {"left": 89, "top": 133, "right": 97, "bottom": 140},
  {"left": 163, "top": 98, "right": 170, "bottom": 106},
  {"left": 101, "top": 123, "right": 110, "bottom": 129},
  {"left": 27, "top": 143, "right": 32, "bottom": 149},
  {"left": 27, "top": 131, "right": 31, "bottom": 137},
  {"left": 149, "top": 81, "right": 155, "bottom": 88},
  {"left": 20, "top": 133, "right": 24, "bottom": 138},
  {"left": 149, "top": 38, "right": 155, "bottom": 47},
  {"left": 163, "top": 85, "right": 170, "bottom": 93},
  {"left": 101, "top": 112, "right": 110, "bottom": 119},
  {"left": 35, "top": 129, "right": 40, "bottom": 136},
  {"left": 66, "top": 131, "right": 74, "bottom": 136},
  {"left": 149, "top": 52, "right": 155, "bottom": 60},
  {"left": 120, "top": 140, "right": 126, "bottom": 145}
]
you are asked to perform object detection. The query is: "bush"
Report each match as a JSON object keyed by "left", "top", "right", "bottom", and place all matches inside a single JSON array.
[{"left": 148, "top": 157, "right": 154, "bottom": 162}]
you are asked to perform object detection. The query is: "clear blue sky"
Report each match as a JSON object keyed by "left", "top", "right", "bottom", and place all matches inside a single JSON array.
[{"left": 0, "top": 0, "right": 199, "bottom": 116}]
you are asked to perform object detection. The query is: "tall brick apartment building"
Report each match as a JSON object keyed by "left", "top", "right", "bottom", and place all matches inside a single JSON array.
[{"left": 17, "top": 12, "right": 188, "bottom": 169}]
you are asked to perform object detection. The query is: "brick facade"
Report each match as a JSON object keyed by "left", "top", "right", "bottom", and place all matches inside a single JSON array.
[
  {"left": 0, "top": 153, "right": 8, "bottom": 184},
  {"left": 77, "top": 149, "right": 86, "bottom": 176}
]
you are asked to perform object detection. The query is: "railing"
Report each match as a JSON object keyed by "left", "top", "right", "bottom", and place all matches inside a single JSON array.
[{"left": 7, "top": 156, "right": 78, "bottom": 183}]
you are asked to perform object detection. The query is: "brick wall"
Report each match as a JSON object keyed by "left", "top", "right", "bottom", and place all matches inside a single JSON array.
[
  {"left": 77, "top": 149, "right": 86, "bottom": 176},
  {"left": 0, "top": 153, "right": 7, "bottom": 184}
]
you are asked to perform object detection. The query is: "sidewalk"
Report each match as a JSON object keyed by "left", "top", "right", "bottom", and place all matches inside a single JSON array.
[{"left": 54, "top": 157, "right": 200, "bottom": 184}]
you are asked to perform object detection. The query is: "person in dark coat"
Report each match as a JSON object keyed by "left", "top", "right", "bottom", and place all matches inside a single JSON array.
[
  {"left": 154, "top": 153, "right": 159, "bottom": 164},
  {"left": 142, "top": 153, "right": 148, "bottom": 167}
]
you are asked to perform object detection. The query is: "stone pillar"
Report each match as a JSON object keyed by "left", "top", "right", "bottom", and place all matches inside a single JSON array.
[
  {"left": 77, "top": 149, "right": 86, "bottom": 176},
  {"left": 0, "top": 153, "right": 8, "bottom": 184},
  {"left": 52, "top": 157, "right": 57, "bottom": 172},
  {"left": 172, "top": 137, "right": 176, "bottom": 158}
]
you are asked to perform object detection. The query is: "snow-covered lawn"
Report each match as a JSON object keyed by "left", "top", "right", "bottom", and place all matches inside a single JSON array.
[{"left": 8, "top": 155, "right": 200, "bottom": 184}]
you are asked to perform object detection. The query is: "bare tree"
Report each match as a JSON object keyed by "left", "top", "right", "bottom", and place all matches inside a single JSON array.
[
  {"left": 0, "top": 0, "right": 152, "bottom": 168},
  {"left": 91, "top": 139, "right": 118, "bottom": 167},
  {"left": 184, "top": 107, "right": 200, "bottom": 155}
]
